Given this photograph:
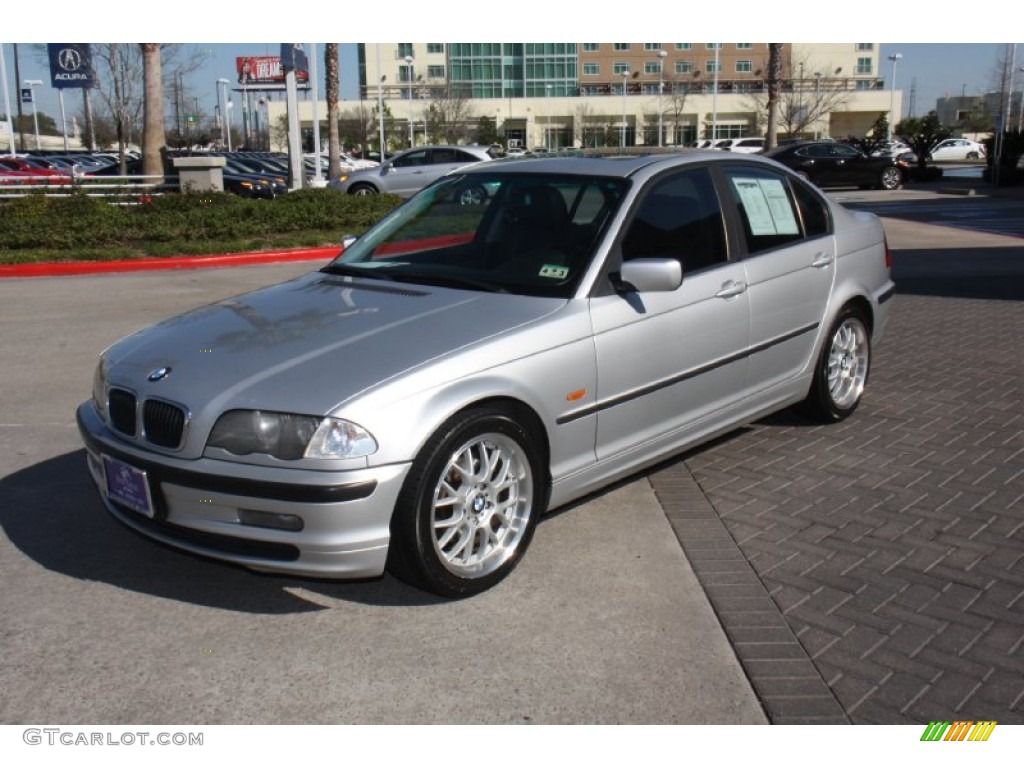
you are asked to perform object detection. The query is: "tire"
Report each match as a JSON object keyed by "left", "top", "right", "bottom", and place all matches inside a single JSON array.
[
  {"left": 387, "top": 407, "right": 545, "bottom": 598},
  {"left": 457, "top": 184, "right": 488, "bottom": 205},
  {"left": 878, "top": 167, "right": 902, "bottom": 190},
  {"left": 798, "top": 306, "right": 871, "bottom": 423},
  {"left": 349, "top": 183, "right": 378, "bottom": 196},
  {"left": 967, "top": 151, "right": 980, "bottom": 160}
]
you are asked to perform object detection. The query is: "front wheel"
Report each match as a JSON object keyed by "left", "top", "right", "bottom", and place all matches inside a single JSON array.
[
  {"left": 878, "top": 167, "right": 903, "bottom": 190},
  {"left": 798, "top": 307, "right": 871, "bottom": 422},
  {"left": 967, "top": 151, "right": 980, "bottom": 160},
  {"left": 457, "top": 184, "right": 488, "bottom": 205},
  {"left": 349, "top": 183, "right": 378, "bottom": 196},
  {"left": 387, "top": 408, "right": 545, "bottom": 598}
]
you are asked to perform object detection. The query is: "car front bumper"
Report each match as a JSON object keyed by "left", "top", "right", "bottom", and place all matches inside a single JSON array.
[{"left": 76, "top": 402, "right": 411, "bottom": 579}]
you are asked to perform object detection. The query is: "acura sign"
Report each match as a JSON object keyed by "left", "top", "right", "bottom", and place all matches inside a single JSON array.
[{"left": 48, "top": 44, "right": 95, "bottom": 89}]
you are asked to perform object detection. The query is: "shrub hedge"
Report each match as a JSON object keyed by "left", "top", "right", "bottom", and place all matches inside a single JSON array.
[{"left": 0, "top": 188, "right": 403, "bottom": 264}]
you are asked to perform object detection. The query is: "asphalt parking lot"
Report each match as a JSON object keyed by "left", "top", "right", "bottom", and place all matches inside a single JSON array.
[{"left": 1, "top": 183, "right": 1021, "bottom": 726}]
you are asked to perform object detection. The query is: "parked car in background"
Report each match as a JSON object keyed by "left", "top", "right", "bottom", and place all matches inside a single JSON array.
[
  {"left": 928, "top": 138, "right": 986, "bottom": 161},
  {"left": 79, "top": 152, "right": 893, "bottom": 598},
  {"left": 329, "top": 144, "right": 497, "bottom": 197},
  {"left": 715, "top": 137, "right": 765, "bottom": 154},
  {"left": 871, "top": 141, "right": 915, "bottom": 161},
  {"left": 763, "top": 141, "right": 909, "bottom": 190}
]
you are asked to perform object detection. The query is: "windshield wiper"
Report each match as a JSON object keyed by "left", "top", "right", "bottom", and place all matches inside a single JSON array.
[
  {"left": 319, "top": 263, "right": 397, "bottom": 281},
  {"left": 384, "top": 271, "right": 508, "bottom": 294}
]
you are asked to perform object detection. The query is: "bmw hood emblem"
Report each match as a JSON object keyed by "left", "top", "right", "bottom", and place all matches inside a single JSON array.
[{"left": 147, "top": 366, "right": 172, "bottom": 382}]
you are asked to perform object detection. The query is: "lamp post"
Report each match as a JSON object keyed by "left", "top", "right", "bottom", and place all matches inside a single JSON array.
[
  {"left": 657, "top": 49, "right": 667, "bottom": 147},
  {"left": 545, "top": 83, "right": 552, "bottom": 150},
  {"left": 217, "top": 78, "right": 232, "bottom": 151},
  {"left": 1018, "top": 65, "right": 1024, "bottom": 133},
  {"left": 813, "top": 72, "right": 821, "bottom": 139},
  {"left": 404, "top": 54, "right": 415, "bottom": 148},
  {"left": 888, "top": 53, "right": 902, "bottom": 140},
  {"left": 23, "top": 79, "right": 41, "bottom": 150},
  {"left": 621, "top": 71, "right": 628, "bottom": 149}
]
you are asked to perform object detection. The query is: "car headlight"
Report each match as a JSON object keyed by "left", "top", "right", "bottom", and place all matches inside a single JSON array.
[
  {"left": 92, "top": 359, "right": 108, "bottom": 419},
  {"left": 207, "top": 410, "right": 376, "bottom": 460}
]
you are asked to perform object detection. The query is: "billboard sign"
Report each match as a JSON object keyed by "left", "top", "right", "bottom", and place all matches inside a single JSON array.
[
  {"left": 48, "top": 44, "right": 96, "bottom": 89},
  {"left": 236, "top": 56, "right": 308, "bottom": 86}
]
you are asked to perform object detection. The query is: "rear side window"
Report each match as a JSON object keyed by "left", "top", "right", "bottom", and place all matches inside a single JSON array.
[
  {"left": 722, "top": 167, "right": 806, "bottom": 254},
  {"left": 790, "top": 177, "right": 831, "bottom": 238}
]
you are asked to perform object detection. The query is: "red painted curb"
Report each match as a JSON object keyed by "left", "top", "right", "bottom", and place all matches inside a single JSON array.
[{"left": 0, "top": 246, "right": 340, "bottom": 279}]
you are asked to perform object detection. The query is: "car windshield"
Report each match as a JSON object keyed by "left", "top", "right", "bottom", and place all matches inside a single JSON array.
[{"left": 323, "top": 172, "right": 630, "bottom": 298}]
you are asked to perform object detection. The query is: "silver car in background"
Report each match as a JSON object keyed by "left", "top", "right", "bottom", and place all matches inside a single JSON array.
[
  {"left": 329, "top": 144, "right": 496, "bottom": 198},
  {"left": 78, "top": 153, "right": 894, "bottom": 597}
]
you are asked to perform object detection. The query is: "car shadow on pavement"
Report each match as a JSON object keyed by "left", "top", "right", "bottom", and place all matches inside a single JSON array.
[
  {"left": 892, "top": 247, "right": 1024, "bottom": 301},
  {"left": 0, "top": 450, "right": 448, "bottom": 613}
]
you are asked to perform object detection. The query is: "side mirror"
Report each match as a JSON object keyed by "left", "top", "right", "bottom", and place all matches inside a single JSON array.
[
  {"left": 339, "top": 234, "right": 358, "bottom": 254},
  {"left": 612, "top": 258, "right": 683, "bottom": 293}
]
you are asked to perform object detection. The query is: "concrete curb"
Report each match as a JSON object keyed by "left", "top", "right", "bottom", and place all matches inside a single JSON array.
[{"left": 0, "top": 246, "right": 339, "bottom": 279}]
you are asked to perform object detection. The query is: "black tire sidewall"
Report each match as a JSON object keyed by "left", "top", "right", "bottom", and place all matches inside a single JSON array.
[
  {"left": 804, "top": 308, "right": 871, "bottom": 422},
  {"left": 390, "top": 409, "right": 544, "bottom": 598}
]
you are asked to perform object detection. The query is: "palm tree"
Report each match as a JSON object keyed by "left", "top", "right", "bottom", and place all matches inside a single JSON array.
[
  {"left": 140, "top": 44, "right": 165, "bottom": 179},
  {"left": 325, "top": 44, "right": 341, "bottom": 181}
]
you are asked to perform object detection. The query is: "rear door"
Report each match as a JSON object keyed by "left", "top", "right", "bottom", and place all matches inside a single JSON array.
[{"left": 718, "top": 164, "right": 835, "bottom": 391}]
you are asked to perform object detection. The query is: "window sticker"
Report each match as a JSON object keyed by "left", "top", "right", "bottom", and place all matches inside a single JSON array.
[
  {"left": 539, "top": 264, "right": 569, "bottom": 279},
  {"left": 732, "top": 177, "right": 799, "bottom": 236}
]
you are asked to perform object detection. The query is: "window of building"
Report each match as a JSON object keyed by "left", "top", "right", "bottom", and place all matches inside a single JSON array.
[
  {"left": 706, "top": 60, "right": 722, "bottom": 73},
  {"left": 426, "top": 43, "right": 444, "bottom": 54},
  {"left": 583, "top": 63, "right": 600, "bottom": 75},
  {"left": 856, "top": 43, "right": 874, "bottom": 51},
  {"left": 644, "top": 43, "right": 662, "bottom": 51},
  {"left": 427, "top": 65, "right": 444, "bottom": 79},
  {"left": 398, "top": 65, "right": 414, "bottom": 83},
  {"left": 706, "top": 43, "right": 722, "bottom": 50},
  {"left": 644, "top": 61, "right": 664, "bottom": 74},
  {"left": 675, "top": 43, "right": 691, "bottom": 50},
  {"left": 675, "top": 61, "right": 693, "bottom": 74},
  {"left": 613, "top": 62, "right": 630, "bottom": 75},
  {"left": 613, "top": 43, "right": 630, "bottom": 51},
  {"left": 397, "top": 43, "right": 414, "bottom": 59},
  {"left": 736, "top": 43, "right": 753, "bottom": 49},
  {"left": 856, "top": 57, "right": 872, "bottom": 74},
  {"left": 583, "top": 43, "right": 600, "bottom": 51},
  {"left": 736, "top": 60, "right": 752, "bottom": 73}
]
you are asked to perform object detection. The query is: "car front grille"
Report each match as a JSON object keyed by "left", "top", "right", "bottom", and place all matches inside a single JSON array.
[
  {"left": 108, "top": 388, "right": 137, "bottom": 436},
  {"left": 144, "top": 399, "right": 187, "bottom": 449},
  {"left": 107, "top": 388, "right": 187, "bottom": 450}
]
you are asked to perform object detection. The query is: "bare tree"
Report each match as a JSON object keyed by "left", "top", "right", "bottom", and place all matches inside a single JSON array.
[
  {"left": 324, "top": 44, "right": 341, "bottom": 180},
  {"left": 140, "top": 44, "right": 165, "bottom": 179},
  {"left": 748, "top": 57, "right": 849, "bottom": 140},
  {"left": 663, "top": 76, "right": 692, "bottom": 145},
  {"left": 338, "top": 104, "right": 375, "bottom": 151},
  {"left": 425, "top": 82, "right": 474, "bottom": 144},
  {"left": 573, "top": 102, "right": 604, "bottom": 147}
]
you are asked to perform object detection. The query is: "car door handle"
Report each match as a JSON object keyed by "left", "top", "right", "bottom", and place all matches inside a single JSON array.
[
  {"left": 811, "top": 253, "right": 834, "bottom": 268},
  {"left": 715, "top": 280, "right": 747, "bottom": 299}
]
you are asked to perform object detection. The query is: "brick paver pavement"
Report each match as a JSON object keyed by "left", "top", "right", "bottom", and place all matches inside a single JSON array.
[{"left": 651, "top": 244, "right": 1024, "bottom": 724}]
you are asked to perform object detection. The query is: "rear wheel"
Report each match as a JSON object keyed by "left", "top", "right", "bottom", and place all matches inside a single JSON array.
[
  {"left": 799, "top": 306, "right": 871, "bottom": 422},
  {"left": 967, "top": 151, "right": 980, "bottom": 160},
  {"left": 350, "top": 183, "right": 378, "bottom": 196},
  {"left": 878, "top": 167, "right": 902, "bottom": 190},
  {"left": 457, "top": 184, "right": 488, "bottom": 205},
  {"left": 387, "top": 407, "right": 544, "bottom": 598}
]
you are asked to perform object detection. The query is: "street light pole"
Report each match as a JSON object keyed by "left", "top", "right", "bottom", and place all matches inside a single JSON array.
[
  {"left": 621, "top": 71, "right": 628, "bottom": 149},
  {"left": 217, "top": 78, "right": 232, "bottom": 151},
  {"left": 404, "top": 54, "right": 415, "bottom": 148},
  {"left": 657, "top": 49, "right": 667, "bottom": 147},
  {"left": 888, "top": 53, "right": 902, "bottom": 140}
]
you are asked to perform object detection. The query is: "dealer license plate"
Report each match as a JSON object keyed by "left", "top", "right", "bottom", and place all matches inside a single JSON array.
[{"left": 102, "top": 454, "right": 155, "bottom": 518}]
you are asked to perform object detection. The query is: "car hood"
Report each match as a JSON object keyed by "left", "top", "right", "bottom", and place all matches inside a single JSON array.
[{"left": 102, "top": 271, "right": 564, "bottom": 452}]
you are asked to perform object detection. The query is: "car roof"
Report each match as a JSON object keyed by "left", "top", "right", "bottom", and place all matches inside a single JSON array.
[{"left": 457, "top": 151, "right": 774, "bottom": 180}]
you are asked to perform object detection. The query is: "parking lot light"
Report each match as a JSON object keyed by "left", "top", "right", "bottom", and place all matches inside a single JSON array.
[
  {"left": 23, "top": 79, "right": 42, "bottom": 150},
  {"left": 888, "top": 53, "right": 902, "bottom": 140}
]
